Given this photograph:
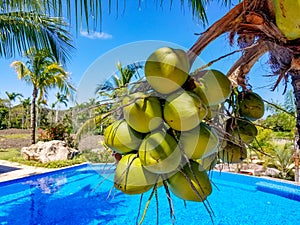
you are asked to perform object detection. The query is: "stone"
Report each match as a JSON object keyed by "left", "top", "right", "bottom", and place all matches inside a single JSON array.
[
  {"left": 264, "top": 167, "right": 280, "bottom": 177},
  {"left": 21, "top": 140, "right": 78, "bottom": 163}
]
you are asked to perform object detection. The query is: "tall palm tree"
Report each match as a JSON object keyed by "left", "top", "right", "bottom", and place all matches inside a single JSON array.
[
  {"left": 10, "top": 47, "right": 75, "bottom": 144},
  {"left": 54, "top": 92, "right": 69, "bottom": 123},
  {"left": 5, "top": 91, "right": 23, "bottom": 128}
]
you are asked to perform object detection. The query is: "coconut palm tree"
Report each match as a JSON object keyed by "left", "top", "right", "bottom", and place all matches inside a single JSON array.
[
  {"left": 54, "top": 92, "right": 69, "bottom": 123},
  {"left": 10, "top": 47, "right": 75, "bottom": 144},
  {"left": 5, "top": 91, "right": 23, "bottom": 128},
  {"left": 12, "top": 0, "right": 300, "bottom": 180},
  {"left": 95, "top": 61, "right": 143, "bottom": 95}
]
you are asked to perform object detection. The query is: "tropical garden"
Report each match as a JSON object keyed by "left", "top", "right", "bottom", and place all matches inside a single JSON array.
[{"left": 0, "top": 0, "right": 299, "bottom": 184}]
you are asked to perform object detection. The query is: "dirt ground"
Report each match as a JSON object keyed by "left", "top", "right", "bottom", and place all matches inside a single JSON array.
[
  {"left": 0, "top": 128, "right": 103, "bottom": 151},
  {"left": 0, "top": 129, "right": 33, "bottom": 149}
]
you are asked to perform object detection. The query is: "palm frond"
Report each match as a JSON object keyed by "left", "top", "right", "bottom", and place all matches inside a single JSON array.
[
  {"left": 0, "top": 11, "right": 74, "bottom": 64},
  {"left": 10, "top": 61, "right": 31, "bottom": 81},
  {"left": 1, "top": 0, "right": 231, "bottom": 34},
  {"left": 75, "top": 114, "right": 102, "bottom": 143}
]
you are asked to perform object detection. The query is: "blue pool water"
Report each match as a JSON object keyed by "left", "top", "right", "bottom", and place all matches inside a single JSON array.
[{"left": 0, "top": 164, "right": 300, "bottom": 225}]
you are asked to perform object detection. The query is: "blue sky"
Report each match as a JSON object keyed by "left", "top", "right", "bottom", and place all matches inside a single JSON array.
[{"left": 0, "top": 1, "right": 290, "bottom": 107}]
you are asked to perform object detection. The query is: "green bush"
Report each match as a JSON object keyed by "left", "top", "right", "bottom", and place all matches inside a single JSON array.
[{"left": 38, "top": 123, "right": 77, "bottom": 148}]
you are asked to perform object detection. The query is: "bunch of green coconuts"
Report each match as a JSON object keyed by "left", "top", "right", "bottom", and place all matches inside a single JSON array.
[{"left": 104, "top": 46, "right": 264, "bottom": 203}]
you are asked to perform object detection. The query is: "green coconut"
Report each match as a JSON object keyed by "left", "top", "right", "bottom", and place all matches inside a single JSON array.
[
  {"left": 226, "top": 118, "right": 258, "bottom": 144},
  {"left": 197, "top": 153, "right": 218, "bottom": 171},
  {"left": 104, "top": 119, "right": 143, "bottom": 154},
  {"left": 180, "top": 122, "right": 219, "bottom": 159},
  {"left": 218, "top": 141, "right": 247, "bottom": 163},
  {"left": 167, "top": 160, "right": 212, "bottom": 202},
  {"left": 271, "top": 0, "right": 300, "bottom": 40},
  {"left": 193, "top": 69, "right": 232, "bottom": 106},
  {"left": 145, "top": 47, "right": 190, "bottom": 94},
  {"left": 238, "top": 92, "right": 264, "bottom": 121},
  {"left": 205, "top": 104, "right": 221, "bottom": 120},
  {"left": 163, "top": 91, "right": 207, "bottom": 131},
  {"left": 114, "top": 154, "right": 158, "bottom": 195},
  {"left": 139, "top": 131, "right": 182, "bottom": 174},
  {"left": 123, "top": 92, "right": 163, "bottom": 133}
]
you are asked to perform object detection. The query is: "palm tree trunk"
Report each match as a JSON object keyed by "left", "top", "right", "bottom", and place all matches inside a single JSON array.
[
  {"left": 31, "top": 87, "right": 38, "bottom": 144},
  {"left": 8, "top": 103, "right": 12, "bottom": 128},
  {"left": 55, "top": 104, "right": 59, "bottom": 123},
  {"left": 291, "top": 71, "right": 300, "bottom": 182}
]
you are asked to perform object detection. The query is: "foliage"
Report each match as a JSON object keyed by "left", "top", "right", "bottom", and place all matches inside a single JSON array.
[
  {"left": 262, "top": 112, "right": 295, "bottom": 133},
  {"left": 11, "top": 47, "right": 75, "bottom": 144},
  {"left": 264, "top": 143, "right": 295, "bottom": 180},
  {"left": 0, "top": 5, "right": 74, "bottom": 64},
  {"left": 81, "top": 149, "right": 115, "bottom": 163},
  {"left": 38, "top": 123, "right": 77, "bottom": 149},
  {"left": 9, "top": 155, "right": 87, "bottom": 168},
  {"left": 252, "top": 125, "right": 295, "bottom": 180},
  {"left": 0, "top": 107, "right": 8, "bottom": 129}
]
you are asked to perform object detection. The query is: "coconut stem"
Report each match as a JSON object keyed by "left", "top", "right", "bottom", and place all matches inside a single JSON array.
[
  {"left": 136, "top": 194, "right": 144, "bottom": 225},
  {"left": 155, "top": 189, "right": 159, "bottom": 225},
  {"left": 138, "top": 183, "right": 158, "bottom": 225},
  {"left": 162, "top": 180, "right": 176, "bottom": 223}
]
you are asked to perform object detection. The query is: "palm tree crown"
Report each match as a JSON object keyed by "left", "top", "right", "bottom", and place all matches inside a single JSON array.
[{"left": 10, "top": 47, "right": 75, "bottom": 143}]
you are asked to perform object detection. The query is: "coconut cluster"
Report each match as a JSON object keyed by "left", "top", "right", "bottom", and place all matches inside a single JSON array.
[
  {"left": 220, "top": 91, "right": 264, "bottom": 163},
  {"left": 103, "top": 46, "right": 263, "bottom": 203}
]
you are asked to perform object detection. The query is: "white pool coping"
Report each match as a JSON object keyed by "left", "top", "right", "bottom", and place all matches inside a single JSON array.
[{"left": 0, "top": 160, "right": 55, "bottom": 183}]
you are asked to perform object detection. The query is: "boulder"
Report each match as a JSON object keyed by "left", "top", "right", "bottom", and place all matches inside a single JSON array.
[
  {"left": 264, "top": 167, "right": 280, "bottom": 177},
  {"left": 21, "top": 140, "right": 78, "bottom": 163}
]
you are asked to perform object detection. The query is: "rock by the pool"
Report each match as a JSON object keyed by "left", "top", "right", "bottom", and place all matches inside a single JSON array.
[{"left": 21, "top": 140, "right": 78, "bottom": 163}]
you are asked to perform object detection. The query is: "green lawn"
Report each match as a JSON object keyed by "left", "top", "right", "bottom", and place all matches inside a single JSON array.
[
  {"left": 0, "top": 148, "right": 21, "bottom": 160},
  {"left": 0, "top": 147, "right": 114, "bottom": 168},
  {"left": 1, "top": 133, "right": 31, "bottom": 139}
]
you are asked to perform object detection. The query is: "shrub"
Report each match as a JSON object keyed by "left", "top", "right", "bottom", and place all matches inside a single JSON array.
[{"left": 38, "top": 123, "right": 77, "bottom": 148}]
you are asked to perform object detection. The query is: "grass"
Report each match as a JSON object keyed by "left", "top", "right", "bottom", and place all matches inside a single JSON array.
[
  {"left": 0, "top": 133, "right": 31, "bottom": 139},
  {"left": 0, "top": 148, "right": 21, "bottom": 160},
  {"left": 10, "top": 155, "right": 88, "bottom": 168},
  {"left": 0, "top": 147, "right": 114, "bottom": 168}
]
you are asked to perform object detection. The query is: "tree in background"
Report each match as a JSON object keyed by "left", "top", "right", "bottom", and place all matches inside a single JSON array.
[
  {"left": 0, "top": 98, "right": 9, "bottom": 129},
  {"left": 10, "top": 47, "right": 75, "bottom": 144},
  {"left": 20, "top": 97, "right": 31, "bottom": 129},
  {"left": 5, "top": 91, "right": 23, "bottom": 128},
  {"left": 54, "top": 92, "right": 69, "bottom": 123},
  {"left": 95, "top": 62, "right": 143, "bottom": 96},
  {"left": 75, "top": 62, "right": 143, "bottom": 141}
]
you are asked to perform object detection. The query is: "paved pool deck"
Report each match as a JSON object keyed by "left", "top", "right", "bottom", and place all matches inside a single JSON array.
[{"left": 0, "top": 160, "right": 55, "bottom": 183}]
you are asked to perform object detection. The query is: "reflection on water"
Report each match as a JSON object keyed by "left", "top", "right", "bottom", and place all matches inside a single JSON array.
[{"left": 24, "top": 175, "right": 67, "bottom": 194}]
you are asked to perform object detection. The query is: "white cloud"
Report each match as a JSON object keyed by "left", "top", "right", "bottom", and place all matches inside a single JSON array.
[{"left": 80, "top": 31, "right": 113, "bottom": 40}]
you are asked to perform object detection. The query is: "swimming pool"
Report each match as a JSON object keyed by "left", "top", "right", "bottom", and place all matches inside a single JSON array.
[{"left": 0, "top": 163, "right": 300, "bottom": 225}]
